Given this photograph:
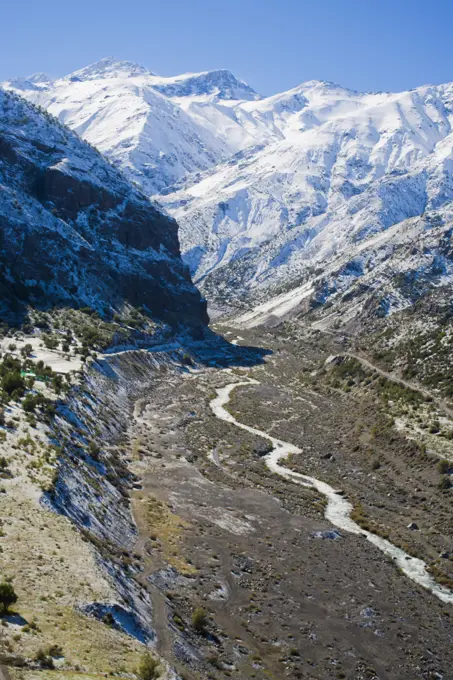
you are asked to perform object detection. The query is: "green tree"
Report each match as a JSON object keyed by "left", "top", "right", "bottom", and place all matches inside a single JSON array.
[
  {"left": 0, "top": 581, "right": 17, "bottom": 614},
  {"left": 2, "top": 372, "right": 25, "bottom": 397},
  {"left": 20, "top": 344, "right": 33, "bottom": 358},
  {"left": 42, "top": 335, "right": 58, "bottom": 350},
  {"left": 22, "top": 394, "right": 40, "bottom": 413},
  {"left": 51, "top": 375, "right": 64, "bottom": 394}
]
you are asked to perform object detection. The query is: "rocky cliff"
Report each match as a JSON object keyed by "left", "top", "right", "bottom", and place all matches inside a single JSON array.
[{"left": 0, "top": 88, "right": 208, "bottom": 333}]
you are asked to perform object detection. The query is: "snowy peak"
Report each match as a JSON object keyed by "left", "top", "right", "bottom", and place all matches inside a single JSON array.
[
  {"left": 2, "top": 59, "right": 265, "bottom": 194},
  {"left": 64, "top": 57, "right": 155, "bottom": 82},
  {"left": 58, "top": 58, "right": 258, "bottom": 101},
  {"left": 4, "top": 72, "right": 53, "bottom": 92},
  {"left": 156, "top": 77, "right": 453, "bottom": 313},
  {"left": 25, "top": 72, "right": 53, "bottom": 85},
  {"left": 151, "top": 69, "right": 260, "bottom": 101}
]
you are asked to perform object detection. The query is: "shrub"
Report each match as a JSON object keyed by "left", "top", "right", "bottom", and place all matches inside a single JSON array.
[
  {"left": 20, "top": 344, "right": 33, "bottom": 358},
  {"left": 438, "top": 459, "right": 450, "bottom": 474},
  {"left": 0, "top": 581, "right": 17, "bottom": 614},
  {"left": 137, "top": 652, "right": 160, "bottom": 680},
  {"left": 34, "top": 648, "right": 54, "bottom": 669},
  {"left": 102, "top": 612, "right": 114, "bottom": 627},
  {"left": 88, "top": 441, "right": 100, "bottom": 458},
  {"left": 192, "top": 607, "right": 207, "bottom": 633},
  {"left": 42, "top": 335, "right": 59, "bottom": 350},
  {"left": 2, "top": 373, "right": 25, "bottom": 397},
  {"left": 47, "top": 644, "right": 63, "bottom": 657},
  {"left": 439, "top": 476, "right": 452, "bottom": 490},
  {"left": 51, "top": 375, "right": 64, "bottom": 394},
  {"left": 22, "top": 394, "right": 40, "bottom": 413}
]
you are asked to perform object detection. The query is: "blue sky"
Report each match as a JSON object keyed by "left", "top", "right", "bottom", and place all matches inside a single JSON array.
[{"left": 2, "top": 0, "right": 453, "bottom": 95}]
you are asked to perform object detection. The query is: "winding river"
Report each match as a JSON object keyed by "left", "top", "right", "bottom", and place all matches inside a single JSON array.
[{"left": 210, "top": 376, "right": 453, "bottom": 605}]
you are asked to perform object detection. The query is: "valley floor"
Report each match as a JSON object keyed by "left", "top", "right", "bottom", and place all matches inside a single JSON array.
[
  {"left": 3, "top": 324, "right": 453, "bottom": 680},
  {"left": 121, "top": 326, "right": 453, "bottom": 680}
]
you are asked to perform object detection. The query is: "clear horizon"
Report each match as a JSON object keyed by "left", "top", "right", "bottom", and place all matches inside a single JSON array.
[{"left": 2, "top": 0, "right": 453, "bottom": 96}]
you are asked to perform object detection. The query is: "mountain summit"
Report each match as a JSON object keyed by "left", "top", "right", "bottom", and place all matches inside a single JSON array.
[
  {"left": 149, "top": 68, "right": 260, "bottom": 101},
  {"left": 64, "top": 57, "right": 156, "bottom": 81}
]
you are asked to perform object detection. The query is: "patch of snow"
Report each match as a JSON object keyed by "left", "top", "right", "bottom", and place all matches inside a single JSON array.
[{"left": 0, "top": 338, "right": 82, "bottom": 374}]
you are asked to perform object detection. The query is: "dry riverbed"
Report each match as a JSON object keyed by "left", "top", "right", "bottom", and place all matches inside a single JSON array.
[{"left": 124, "top": 327, "right": 453, "bottom": 680}]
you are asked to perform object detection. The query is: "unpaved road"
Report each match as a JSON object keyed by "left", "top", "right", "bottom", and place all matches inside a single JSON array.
[{"left": 339, "top": 351, "right": 453, "bottom": 418}]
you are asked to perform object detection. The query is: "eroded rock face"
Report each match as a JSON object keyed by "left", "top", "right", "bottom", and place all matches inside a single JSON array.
[{"left": 0, "top": 88, "right": 208, "bottom": 329}]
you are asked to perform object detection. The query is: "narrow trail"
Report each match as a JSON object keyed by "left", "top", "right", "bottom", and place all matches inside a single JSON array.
[
  {"left": 313, "top": 324, "right": 453, "bottom": 417},
  {"left": 336, "top": 351, "right": 453, "bottom": 419},
  {"left": 210, "top": 375, "right": 453, "bottom": 605}
]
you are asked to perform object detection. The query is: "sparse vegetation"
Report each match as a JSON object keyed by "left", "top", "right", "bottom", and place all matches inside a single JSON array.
[{"left": 137, "top": 652, "right": 160, "bottom": 680}]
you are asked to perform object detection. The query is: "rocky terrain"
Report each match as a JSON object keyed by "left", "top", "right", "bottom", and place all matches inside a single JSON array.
[
  {"left": 5, "top": 306, "right": 453, "bottom": 680},
  {"left": 40, "top": 319, "right": 452, "bottom": 680}
]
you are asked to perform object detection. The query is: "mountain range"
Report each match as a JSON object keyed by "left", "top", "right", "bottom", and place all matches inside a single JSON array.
[
  {"left": 3, "top": 56, "right": 453, "bottom": 680},
  {"left": 4, "top": 57, "right": 453, "bottom": 326}
]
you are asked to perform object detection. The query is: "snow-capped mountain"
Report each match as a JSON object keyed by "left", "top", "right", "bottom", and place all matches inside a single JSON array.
[
  {"left": 160, "top": 80, "right": 453, "bottom": 314},
  {"left": 0, "top": 87, "right": 207, "bottom": 329},
  {"left": 3, "top": 58, "right": 263, "bottom": 195},
  {"left": 7, "top": 72, "right": 54, "bottom": 91},
  {"left": 6, "top": 58, "right": 453, "bottom": 321}
]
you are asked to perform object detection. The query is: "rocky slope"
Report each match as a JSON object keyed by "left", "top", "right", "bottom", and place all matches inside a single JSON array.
[
  {"left": 0, "top": 86, "right": 207, "bottom": 332},
  {"left": 162, "top": 81, "right": 453, "bottom": 313},
  {"left": 0, "top": 85, "right": 235, "bottom": 679},
  {"left": 233, "top": 210, "right": 453, "bottom": 329}
]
